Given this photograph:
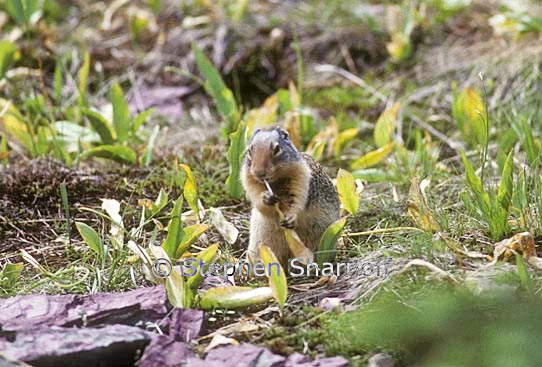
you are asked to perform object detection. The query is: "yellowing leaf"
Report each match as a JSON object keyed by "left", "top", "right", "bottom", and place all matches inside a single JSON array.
[
  {"left": 336, "top": 169, "right": 360, "bottom": 216},
  {"left": 199, "top": 286, "right": 274, "bottom": 310},
  {"left": 186, "top": 243, "right": 219, "bottom": 290},
  {"left": 245, "top": 94, "right": 278, "bottom": 134},
  {"left": 407, "top": 177, "right": 440, "bottom": 233},
  {"left": 284, "top": 229, "right": 314, "bottom": 263},
  {"left": 317, "top": 217, "right": 346, "bottom": 266},
  {"left": 453, "top": 87, "right": 486, "bottom": 147},
  {"left": 180, "top": 164, "right": 199, "bottom": 218},
  {"left": 175, "top": 223, "right": 208, "bottom": 258},
  {"left": 101, "top": 198, "right": 124, "bottom": 248},
  {"left": 260, "top": 245, "right": 288, "bottom": 311},
  {"left": 386, "top": 33, "right": 412, "bottom": 63},
  {"left": 350, "top": 142, "right": 394, "bottom": 170},
  {"left": 0, "top": 98, "right": 33, "bottom": 153},
  {"left": 209, "top": 208, "right": 239, "bottom": 244},
  {"left": 374, "top": 103, "right": 400, "bottom": 148},
  {"left": 335, "top": 128, "right": 358, "bottom": 157},
  {"left": 166, "top": 267, "right": 191, "bottom": 308}
]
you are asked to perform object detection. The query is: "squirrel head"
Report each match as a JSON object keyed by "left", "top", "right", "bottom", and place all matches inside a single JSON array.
[{"left": 245, "top": 127, "right": 300, "bottom": 183}]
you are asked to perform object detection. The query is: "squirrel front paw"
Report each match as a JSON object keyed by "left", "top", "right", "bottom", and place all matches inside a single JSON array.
[
  {"left": 262, "top": 191, "right": 278, "bottom": 206},
  {"left": 280, "top": 214, "right": 297, "bottom": 229}
]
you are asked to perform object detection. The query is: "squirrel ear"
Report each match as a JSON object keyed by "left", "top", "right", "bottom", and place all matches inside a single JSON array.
[{"left": 277, "top": 127, "right": 289, "bottom": 140}]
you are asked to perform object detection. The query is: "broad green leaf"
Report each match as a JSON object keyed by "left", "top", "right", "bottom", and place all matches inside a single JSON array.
[
  {"left": 166, "top": 267, "right": 191, "bottom": 308},
  {"left": 54, "top": 120, "right": 99, "bottom": 151},
  {"left": 77, "top": 51, "right": 90, "bottom": 112},
  {"left": 81, "top": 145, "right": 137, "bottom": 164},
  {"left": 186, "top": 243, "right": 219, "bottom": 290},
  {"left": 309, "top": 140, "right": 326, "bottom": 161},
  {"left": 352, "top": 168, "right": 399, "bottom": 183},
  {"left": 317, "top": 217, "right": 346, "bottom": 266},
  {"left": 226, "top": 121, "right": 246, "bottom": 198},
  {"left": 132, "top": 108, "right": 154, "bottom": 135},
  {"left": 199, "top": 286, "right": 273, "bottom": 310},
  {"left": 260, "top": 245, "right": 287, "bottom": 311},
  {"left": 336, "top": 169, "right": 360, "bottom": 216},
  {"left": 110, "top": 83, "right": 130, "bottom": 143},
  {"left": 75, "top": 222, "right": 103, "bottom": 257},
  {"left": 83, "top": 109, "right": 116, "bottom": 144},
  {"left": 452, "top": 87, "right": 486, "bottom": 147},
  {"left": 497, "top": 149, "right": 514, "bottom": 211},
  {"left": 350, "top": 142, "right": 394, "bottom": 170},
  {"left": 0, "top": 40, "right": 18, "bottom": 78},
  {"left": 175, "top": 223, "right": 208, "bottom": 259},
  {"left": 180, "top": 164, "right": 199, "bottom": 217},
  {"left": 152, "top": 188, "right": 168, "bottom": 216},
  {"left": 6, "top": 0, "right": 39, "bottom": 25},
  {"left": 162, "top": 196, "right": 184, "bottom": 259},
  {"left": 0, "top": 263, "right": 23, "bottom": 289},
  {"left": 374, "top": 103, "right": 400, "bottom": 147},
  {"left": 192, "top": 43, "right": 240, "bottom": 136},
  {"left": 460, "top": 151, "right": 490, "bottom": 217}
]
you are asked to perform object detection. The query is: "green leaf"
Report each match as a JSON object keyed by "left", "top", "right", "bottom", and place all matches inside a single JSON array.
[
  {"left": 225, "top": 121, "right": 246, "bottom": 198},
  {"left": 199, "top": 286, "right": 274, "bottom": 310},
  {"left": 260, "top": 245, "right": 288, "bottom": 311},
  {"left": 175, "top": 223, "right": 208, "bottom": 259},
  {"left": 180, "top": 164, "right": 199, "bottom": 217},
  {"left": 374, "top": 103, "right": 400, "bottom": 147},
  {"left": 75, "top": 222, "right": 103, "bottom": 257},
  {"left": 110, "top": 83, "right": 130, "bottom": 143},
  {"left": 497, "top": 149, "right": 514, "bottom": 212},
  {"left": 83, "top": 109, "right": 116, "bottom": 144},
  {"left": 6, "top": 0, "right": 39, "bottom": 25},
  {"left": 186, "top": 243, "right": 219, "bottom": 290},
  {"left": 81, "top": 145, "right": 137, "bottom": 164},
  {"left": 0, "top": 98, "right": 34, "bottom": 153},
  {"left": 0, "top": 263, "right": 23, "bottom": 289},
  {"left": 460, "top": 151, "right": 490, "bottom": 217},
  {"left": 350, "top": 142, "right": 394, "bottom": 170},
  {"left": 77, "top": 51, "right": 90, "bottom": 113},
  {"left": 336, "top": 169, "right": 360, "bottom": 216},
  {"left": 352, "top": 168, "right": 399, "bottom": 183},
  {"left": 142, "top": 125, "right": 159, "bottom": 167},
  {"left": 166, "top": 267, "right": 191, "bottom": 308},
  {"left": 0, "top": 40, "right": 18, "bottom": 78},
  {"left": 162, "top": 196, "right": 184, "bottom": 259},
  {"left": 53, "top": 60, "right": 63, "bottom": 103},
  {"left": 132, "top": 108, "right": 154, "bottom": 135},
  {"left": 520, "top": 120, "right": 539, "bottom": 166},
  {"left": 151, "top": 188, "right": 168, "bottom": 216},
  {"left": 317, "top": 217, "right": 346, "bottom": 266},
  {"left": 192, "top": 43, "right": 240, "bottom": 137}
]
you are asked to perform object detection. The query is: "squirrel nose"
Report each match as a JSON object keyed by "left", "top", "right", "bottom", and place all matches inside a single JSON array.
[{"left": 252, "top": 168, "right": 266, "bottom": 181}]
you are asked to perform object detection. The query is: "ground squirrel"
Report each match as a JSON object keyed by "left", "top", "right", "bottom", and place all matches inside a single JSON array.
[{"left": 241, "top": 127, "right": 340, "bottom": 266}]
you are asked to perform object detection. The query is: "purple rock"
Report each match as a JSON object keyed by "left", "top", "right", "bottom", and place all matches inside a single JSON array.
[
  {"left": 138, "top": 334, "right": 194, "bottom": 367},
  {"left": 169, "top": 308, "right": 205, "bottom": 342}
]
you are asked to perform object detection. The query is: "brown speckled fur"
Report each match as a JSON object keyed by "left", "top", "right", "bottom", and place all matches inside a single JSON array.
[{"left": 241, "top": 129, "right": 340, "bottom": 266}]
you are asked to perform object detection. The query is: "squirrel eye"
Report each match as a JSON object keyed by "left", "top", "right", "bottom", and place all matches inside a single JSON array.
[{"left": 273, "top": 144, "right": 281, "bottom": 155}]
